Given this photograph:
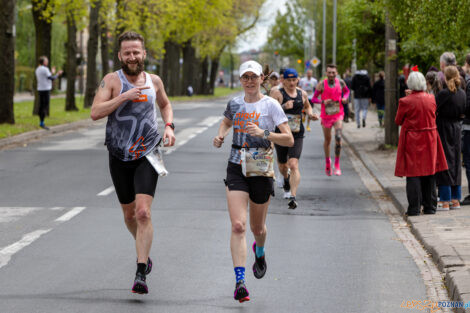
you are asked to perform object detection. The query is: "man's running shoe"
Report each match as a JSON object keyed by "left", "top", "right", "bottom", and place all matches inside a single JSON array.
[
  {"left": 306, "top": 125, "right": 311, "bottom": 132},
  {"left": 234, "top": 280, "right": 250, "bottom": 302},
  {"left": 252, "top": 242, "right": 267, "bottom": 279},
  {"left": 136, "top": 257, "right": 153, "bottom": 275},
  {"left": 132, "top": 272, "right": 148, "bottom": 294},
  {"left": 333, "top": 168, "right": 342, "bottom": 176},
  {"left": 288, "top": 197, "right": 297, "bottom": 210},
  {"left": 325, "top": 164, "right": 332, "bottom": 176},
  {"left": 283, "top": 190, "right": 292, "bottom": 199},
  {"left": 283, "top": 176, "right": 291, "bottom": 192}
]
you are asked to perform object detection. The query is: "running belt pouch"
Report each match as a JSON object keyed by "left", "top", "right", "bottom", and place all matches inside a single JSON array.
[
  {"left": 286, "top": 114, "right": 301, "bottom": 133},
  {"left": 324, "top": 100, "right": 340, "bottom": 115},
  {"left": 240, "top": 148, "right": 275, "bottom": 178},
  {"left": 145, "top": 145, "right": 169, "bottom": 176}
]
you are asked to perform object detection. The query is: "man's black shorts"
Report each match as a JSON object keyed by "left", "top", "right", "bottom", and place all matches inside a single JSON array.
[
  {"left": 109, "top": 153, "right": 158, "bottom": 204},
  {"left": 224, "top": 162, "right": 274, "bottom": 204},
  {"left": 275, "top": 137, "right": 303, "bottom": 164}
]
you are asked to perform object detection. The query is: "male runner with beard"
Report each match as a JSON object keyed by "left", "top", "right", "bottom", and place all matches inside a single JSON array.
[{"left": 91, "top": 31, "right": 176, "bottom": 294}]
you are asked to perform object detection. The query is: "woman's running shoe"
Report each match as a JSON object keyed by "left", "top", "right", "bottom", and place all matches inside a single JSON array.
[
  {"left": 136, "top": 257, "right": 153, "bottom": 275},
  {"left": 234, "top": 280, "right": 250, "bottom": 302},
  {"left": 132, "top": 272, "right": 148, "bottom": 294},
  {"left": 252, "top": 242, "right": 267, "bottom": 279},
  {"left": 145, "top": 257, "right": 153, "bottom": 275}
]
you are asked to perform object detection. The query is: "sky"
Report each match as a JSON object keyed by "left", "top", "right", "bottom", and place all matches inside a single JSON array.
[{"left": 236, "top": 0, "right": 288, "bottom": 53}]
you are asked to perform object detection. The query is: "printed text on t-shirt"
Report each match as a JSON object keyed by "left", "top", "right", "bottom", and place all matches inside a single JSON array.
[{"left": 234, "top": 111, "right": 261, "bottom": 133}]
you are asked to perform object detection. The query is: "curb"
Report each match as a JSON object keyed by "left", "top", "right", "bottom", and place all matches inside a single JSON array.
[{"left": 343, "top": 132, "right": 470, "bottom": 312}]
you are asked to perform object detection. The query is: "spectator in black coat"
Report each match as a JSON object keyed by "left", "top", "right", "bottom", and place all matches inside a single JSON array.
[{"left": 371, "top": 71, "right": 385, "bottom": 127}]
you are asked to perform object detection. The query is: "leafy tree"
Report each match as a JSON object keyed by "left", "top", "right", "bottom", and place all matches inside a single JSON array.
[{"left": 266, "top": 1, "right": 307, "bottom": 63}]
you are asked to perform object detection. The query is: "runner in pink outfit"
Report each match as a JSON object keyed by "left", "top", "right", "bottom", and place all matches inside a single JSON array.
[{"left": 311, "top": 64, "right": 350, "bottom": 176}]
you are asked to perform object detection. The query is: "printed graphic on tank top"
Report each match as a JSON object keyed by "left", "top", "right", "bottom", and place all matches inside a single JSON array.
[
  {"left": 105, "top": 70, "right": 162, "bottom": 161},
  {"left": 321, "top": 78, "right": 344, "bottom": 118},
  {"left": 275, "top": 88, "right": 304, "bottom": 138}
]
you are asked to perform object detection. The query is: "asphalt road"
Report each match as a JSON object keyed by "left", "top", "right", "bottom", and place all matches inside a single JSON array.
[{"left": 0, "top": 97, "right": 426, "bottom": 313}]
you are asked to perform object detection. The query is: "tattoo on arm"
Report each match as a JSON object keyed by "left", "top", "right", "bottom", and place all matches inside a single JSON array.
[{"left": 100, "top": 80, "right": 105, "bottom": 88}]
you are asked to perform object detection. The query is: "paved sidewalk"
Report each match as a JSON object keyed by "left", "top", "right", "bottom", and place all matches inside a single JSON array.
[{"left": 343, "top": 110, "right": 470, "bottom": 312}]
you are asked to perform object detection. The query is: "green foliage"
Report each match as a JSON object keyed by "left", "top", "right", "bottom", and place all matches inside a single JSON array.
[
  {"left": 383, "top": 0, "right": 470, "bottom": 68},
  {"left": 266, "top": 1, "right": 306, "bottom": 61},
  {"left": 337, "top": 0, "right": 385, "bottom": 71},
  {"left": 14, "top": 66, "right": 35, "bottom": 92}
]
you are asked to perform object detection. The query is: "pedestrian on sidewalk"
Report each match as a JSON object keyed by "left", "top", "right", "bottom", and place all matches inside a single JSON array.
[
  {"left": 435, "top": 66, "right": 466, "bottom": 210},
  {"left": 425, "top": 70, "right": 442, "bottom": 96},
  {"left": 35, "top": 56, "right": 63, "bottom": 130},
  {"left": 395, "top": 69, "right": 448, "bottom": 216},
  {"left": 461, "top": 54, "right": 470, "bottom": 205},
  {"left": 372, "top": 71, "right": 385, "bottom": 127},
  {"left": 351, "top": 69, "right": 371, "bottom": 128}
]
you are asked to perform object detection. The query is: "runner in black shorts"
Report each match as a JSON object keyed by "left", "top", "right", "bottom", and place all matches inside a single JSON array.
[
  {"left": 270, "top": 68, "right": 318, "bottom": 209},
  {"left": 213, "top": 60, "right": 293, "bottom": 302},
  {"left": 91, "top": 31, "right": 175, "bottom": 295}
]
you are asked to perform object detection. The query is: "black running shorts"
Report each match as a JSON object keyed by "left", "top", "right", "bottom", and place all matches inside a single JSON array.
[
  {"left": 224, "top": 162, "right": 274, "bottom": 204},
  {"left": 275, "top": 137, "right": 303, "bottom": 164},
  {"left": 109, "top": 153, "right": 159, "bottom": 204}
]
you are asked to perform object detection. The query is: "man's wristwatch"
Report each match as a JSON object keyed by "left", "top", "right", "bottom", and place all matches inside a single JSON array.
[
  {"left": 263, "top": 129, "right": 270, "bottom": 139},
  {"left": 165, "top": 122, "right": 175, "bottom": 130}
]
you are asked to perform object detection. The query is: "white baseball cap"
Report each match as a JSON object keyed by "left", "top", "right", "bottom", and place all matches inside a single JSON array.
[{"left": 239, "top": 60, "right": 263, "bottom": 77}]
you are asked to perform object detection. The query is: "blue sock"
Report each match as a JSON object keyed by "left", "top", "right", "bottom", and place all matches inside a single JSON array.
[
  {"left": 40, "top": 121, "right": 44, "bottom": 127},
  {"left": 256, "top": 245, "right": 265, "bottom": 258},
  {"left": 234, "top": 267, "right": 245, "bottom": 282}
]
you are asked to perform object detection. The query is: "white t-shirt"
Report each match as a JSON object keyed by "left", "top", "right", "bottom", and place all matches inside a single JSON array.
[
  {"left": 35, "top": 65, "right": 53, "bottom": 91},
  {"left": 224, "top": 95, "right": 288, "bottom": 164},
  {"left": 299, "top": 77, "right": 318, "bottom": 99}
]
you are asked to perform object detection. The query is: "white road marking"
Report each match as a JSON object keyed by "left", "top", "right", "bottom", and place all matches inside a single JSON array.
[
  {"left": 0, "top": 229, "right": 52, "bottom": 269},
  {"left": 97, "top": 186, "right": 115, "bottom": 196},
  {"left": 0, "top": 207, "right": 42, "bottom": 223},
  {"left": 49, "top": 207, "right": 65, "bottom": 211},
  {"left": 55, "top": 207, "right": 86, "bottom": 222}
]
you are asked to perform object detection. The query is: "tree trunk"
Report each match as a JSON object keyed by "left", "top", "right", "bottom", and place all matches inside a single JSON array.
[
  {"left": 65, "top": 14, "right": 78, "bottom": 111},
  {"left": 0, "top": 0, "right": 15, "bottom": 123},
  {"left": 198, "top": 56, "right": 209, "bottom": 95},
  {"left": 230, "top": 52, "right": 234, "bottom": 89},
  {"left": 84, "top": 0, "right": 101, "bottom": 108},
  {"left": 32, "top": 0, "right": 53, "bottom": 115},
  {"left": 162, "top": 40, "right": 181, "bottom": 96},
  {"left": 112, "top": 0, "right": 124, "bottom": 71},
  {"left": 100, "top": 20, "right": 109, "bottom": 76},
  {"left": 384, "top": 13, "right": 398, "bottom": 146},
  {"left": 181, "top": 40, "right": 198, "bottom": 96},
  {"left": 208, "top": 56, "right": 220, "bottom": 95}
]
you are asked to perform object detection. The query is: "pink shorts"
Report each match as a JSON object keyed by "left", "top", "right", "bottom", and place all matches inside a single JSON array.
[{"left": 321, "top": 113, "right": 344, "bottom": 129}]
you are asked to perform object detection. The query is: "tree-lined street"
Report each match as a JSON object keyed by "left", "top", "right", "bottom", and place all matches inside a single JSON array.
[{"left": 0, "top": 98, "right": 430, "bottom": 312}]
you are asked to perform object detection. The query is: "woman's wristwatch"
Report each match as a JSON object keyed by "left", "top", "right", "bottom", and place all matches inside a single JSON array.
[{"left": 263, "top": 129, "right": 270, "bottom": 139}]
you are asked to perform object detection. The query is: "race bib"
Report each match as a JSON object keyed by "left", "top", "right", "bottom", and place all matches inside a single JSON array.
[
  {"left": 240, "top": 147, "right": 274, "bottom": 178},
  {"left": 286, "top": 114, "right": 302, "bottom": 133},
  {"left": 324, "top": 100, "right": 340, "bottom": 115}
]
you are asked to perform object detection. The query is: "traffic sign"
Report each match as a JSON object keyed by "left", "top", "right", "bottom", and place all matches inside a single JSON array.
[{"left": 311, "top": 57, "right": 320, "bottom": 67}]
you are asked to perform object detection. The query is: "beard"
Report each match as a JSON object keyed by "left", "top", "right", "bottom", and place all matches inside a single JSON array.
[{"left": 121, "top": 59, "right": 145, "bottom": 76}]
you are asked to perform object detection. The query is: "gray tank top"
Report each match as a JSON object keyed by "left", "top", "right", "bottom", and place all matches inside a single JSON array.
[{"left": 105, "top": 70, "right": 161, "bottom": 161}]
